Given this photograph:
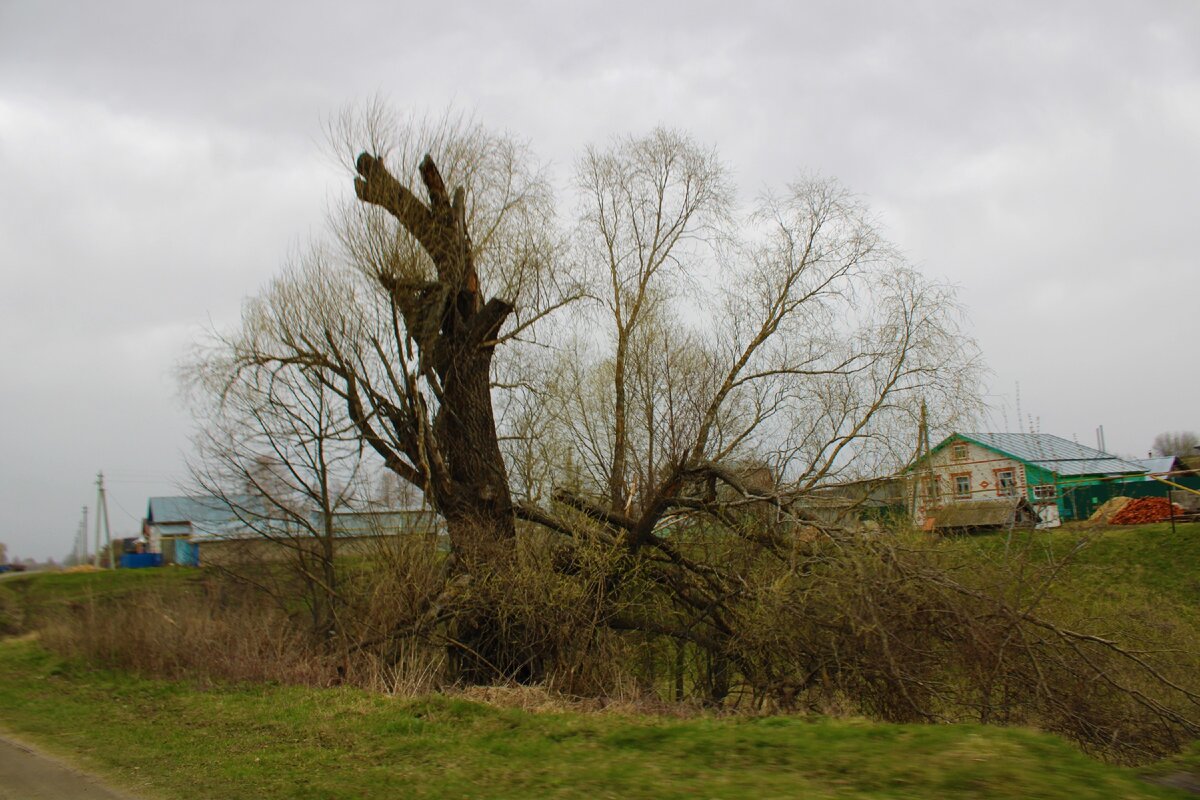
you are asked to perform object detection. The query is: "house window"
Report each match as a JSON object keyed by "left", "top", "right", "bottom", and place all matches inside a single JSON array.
[
  {"left": 922, "top": 476, "right": 941, "bottom": 502},
  {"left": 952, "top": 473, "right": 971, "bottom": 499},
  {"left": 996, "top": 469, "right": 1016, "bottom": 497},
  {"left": 952, "top": 443, "right": 968, "bottom": 461},
  {"left": 1032, "top": 484, "right": 1056, "bottom": 501}
]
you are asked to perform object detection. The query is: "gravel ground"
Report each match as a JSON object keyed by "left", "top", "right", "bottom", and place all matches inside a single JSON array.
[{"left": 0, "top": 735, "right": 139, "bottom": 800}]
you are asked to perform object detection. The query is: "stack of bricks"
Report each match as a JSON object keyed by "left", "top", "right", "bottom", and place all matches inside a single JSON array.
[{"left": 1109, "top": 497, "right": 1184, "bottom": 525}]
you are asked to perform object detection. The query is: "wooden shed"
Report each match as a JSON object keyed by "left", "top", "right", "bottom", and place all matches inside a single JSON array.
[{"left": 929, "top": 496, "right": 1039, "bottom": 533}]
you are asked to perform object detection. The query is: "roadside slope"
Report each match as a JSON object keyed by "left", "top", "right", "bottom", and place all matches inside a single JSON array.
[{"left": 0, "top": 638, "right": 1190, "bottom": 800}]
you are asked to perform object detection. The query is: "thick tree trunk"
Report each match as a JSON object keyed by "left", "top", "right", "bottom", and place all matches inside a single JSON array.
[
  {"left": 353, "top": 151, "right": 516, "bottom": 550},
  {"left": 435, "top": 345, "right": 516, "bottom": 554},
  {"left": 353, "top": 151, "right": 527, "bottom": 682}
]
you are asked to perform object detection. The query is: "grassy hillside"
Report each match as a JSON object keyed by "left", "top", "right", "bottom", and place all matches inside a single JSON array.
[
  {"left": 945, "top": 522, "right": 1200, "bottom": 638},
  {"left": 958, "top": 521, "right": 1200, "bottom": 599},
  {"left": 0, "top": 566, "right": 199, "bottom": 635},
  {"left": 1040, "top": 521, "right": 1199, "bottom": 602},
  {"left": 0, "top": 636, "right": 1192, "bottom": 800},
  {"left": 6, "top": 520, "right": 1194, "bottom": 609},
  {"left": 0, "top": 565, "right": 198, "bottom": 605}
]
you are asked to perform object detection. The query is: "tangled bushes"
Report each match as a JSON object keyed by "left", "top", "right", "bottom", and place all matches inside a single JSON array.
[
  {"left": 714, "top": 534, "right": 1200, "bottom": 762},
  {"left": 33, "top": 524, "right": 1200, "bottom": 764}
]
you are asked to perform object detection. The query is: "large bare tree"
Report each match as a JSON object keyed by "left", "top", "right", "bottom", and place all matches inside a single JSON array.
[
  {"left": 318, "top": 110, "right": 577, "bottom": 564},
  {"left": 502, "top": 134, "right": 983, "bottom": 698},
  {"left": 166, "top": 112, "right": 1200, "bottom": 758},
  {"left": 191, "top": 110, "right": 981, "bottom": 681}
]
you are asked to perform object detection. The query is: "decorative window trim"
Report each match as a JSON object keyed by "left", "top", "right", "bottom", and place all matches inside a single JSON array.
[
  {"left": 994, "top": 467, "right": 1017, "bottom": 497},
  {"left": 952, "top": 443, "right": 969, "bottom": 461},
  {"left": 950, "top": 472, "right": 971, "bottom": 499}
]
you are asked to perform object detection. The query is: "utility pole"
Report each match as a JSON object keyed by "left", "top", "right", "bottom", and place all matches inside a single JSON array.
[
  {"left": 921, "top": 401, "right": 935, "bottom": 513},
  {"left": 94, "top": 471, "right": 112, "bottom": 568},
  {"left": 78, "top": 505, "right": 88, "bottom": 565},
  {"left": 912, "top": 400, "right": 935, "bottom": 523}
]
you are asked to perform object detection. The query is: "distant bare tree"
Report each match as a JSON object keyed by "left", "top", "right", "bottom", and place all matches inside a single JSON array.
[
  {"left": 183, "top": 281, "right": 369, "bottom": 640},
  {"left": 1153, "top": 430, "right": 1199, "bottom": 457}
]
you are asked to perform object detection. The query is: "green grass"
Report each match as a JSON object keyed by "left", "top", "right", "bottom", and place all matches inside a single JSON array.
[
  {"left": 1045, "top": 521, "right": 1200, "bottom": 602},
  {"left": 0, "top": 563, "right": 201, "bottom": 638},
  {"left": 0, "top": 567, "right": 201, "bottom": 635},
  {"left": 0, "top": 566, "right": 199, "bottom": 606},
  {"left": 958, "top": 521, "right": 1200, "bottom": 600},
  {"left": 942, "top": 522, "right": 1200, "bottom": 626},
  {"left": 0, "top": 637, "right": 1191, "bottom": 800}
]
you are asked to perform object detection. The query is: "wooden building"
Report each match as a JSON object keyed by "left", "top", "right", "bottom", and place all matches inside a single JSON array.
[{"left": 908, "top": 432, "right": 1147, "bottom": 526}]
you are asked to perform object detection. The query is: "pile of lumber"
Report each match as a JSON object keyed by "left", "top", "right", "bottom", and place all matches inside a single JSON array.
[
  {"left": 1088, "top": 496, "right": 1133, "bottom": 525},
  {"left": 1110, "top": 496, "right": 1184, "bottom": 525}
]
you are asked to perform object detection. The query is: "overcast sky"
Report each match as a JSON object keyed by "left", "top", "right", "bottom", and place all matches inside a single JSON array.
[{"left": 2, "top": 0, "right": 1197, "bottom": 560}]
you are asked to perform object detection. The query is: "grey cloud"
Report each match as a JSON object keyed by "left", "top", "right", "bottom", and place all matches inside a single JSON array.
[{"left": 1, "top": 0, "right": 1197, "bottom": 559}]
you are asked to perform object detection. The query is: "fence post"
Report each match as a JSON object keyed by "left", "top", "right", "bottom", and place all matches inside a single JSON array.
[{"left": 1169, "top": 487, "right": 1176, "bottom": 534}]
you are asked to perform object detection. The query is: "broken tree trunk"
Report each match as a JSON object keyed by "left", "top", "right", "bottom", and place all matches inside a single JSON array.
[
  {"left": 353, "top": 152, "right": 516, "bottom": 554},
  {"left": 351, "top": 151, "right": 527, "bottom": 682}
]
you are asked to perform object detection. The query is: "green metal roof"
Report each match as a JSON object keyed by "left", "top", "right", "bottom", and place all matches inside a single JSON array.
[{"left": 924, "top": 433, "right": 1147, "bottom": 477}]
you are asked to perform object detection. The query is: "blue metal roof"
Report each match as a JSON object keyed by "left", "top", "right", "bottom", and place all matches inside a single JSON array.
[
  {"left": 957, "top": 433, "right": 1147, "bottom": 477},
  {"left": 1129, "top": 457, "right": 1180, "bottom": 479},
  {"left": 185, "top": 508, "right": 443, "bottom": 542},
  {"left": 146, "top": 496, "right": 249, "bottom": 525}
]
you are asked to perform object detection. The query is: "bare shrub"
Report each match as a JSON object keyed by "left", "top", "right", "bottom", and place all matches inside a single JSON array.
[
  {"left": 40, "top": 581, "right": 336, "bottom": 686},
  {"left": 34, "top": 528, "right": 655, "bottom": 703},
  {"left": 449, "top": 525, "right": 648, "bottom": 697},
  {"left": 335, "top": 533, "right": 450, "bottom": 693},
  {"left": 341, "top": 522, "right": 654, "bottom": 700},
  {"left": 713, "top": 529, "right": 1200, "bottom": 763},
  {"left": 37, "top": 561, "right": 453, "bottom": 694}
]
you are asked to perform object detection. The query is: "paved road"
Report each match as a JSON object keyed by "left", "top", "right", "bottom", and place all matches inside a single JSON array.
[{"left": 0, "top": 735, "right": 138, "bottom": 799}]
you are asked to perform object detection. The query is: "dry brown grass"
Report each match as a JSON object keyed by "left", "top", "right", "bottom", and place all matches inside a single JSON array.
[{"left": 40, "top": 583, "right": 337, "bottom": 686}]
